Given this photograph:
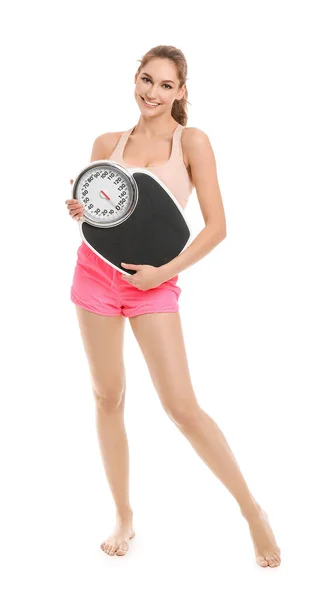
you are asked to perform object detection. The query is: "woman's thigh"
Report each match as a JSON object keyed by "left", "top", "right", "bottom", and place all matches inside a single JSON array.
[
  {"left": 75, "top": 305, "right": 126, "bottom": 400},
  {"left": 128, "top": 312, "right": 199, "bottom": 418}
]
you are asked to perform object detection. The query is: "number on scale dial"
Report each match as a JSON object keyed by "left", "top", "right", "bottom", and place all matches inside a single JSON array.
[{"left": 73, "top": 161, "right": 138, "bottom": 228}]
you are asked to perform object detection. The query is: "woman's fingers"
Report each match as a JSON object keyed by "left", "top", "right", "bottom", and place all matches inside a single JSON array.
[
  {"left": 65, "top": 196, "right": 84, "bottom": 220},
  {"left": 66, "top": 180, "right": 83, "bottom": 220}
]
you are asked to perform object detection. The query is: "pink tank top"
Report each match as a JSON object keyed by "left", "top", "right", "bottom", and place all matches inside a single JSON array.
[{"left": 108, "top": 124, "right": 194, "bottom": 210}]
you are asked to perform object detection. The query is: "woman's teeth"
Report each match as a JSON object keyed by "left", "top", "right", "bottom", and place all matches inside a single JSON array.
[{"left": 141, "top": 97, "right": 159, "bottom": 107}]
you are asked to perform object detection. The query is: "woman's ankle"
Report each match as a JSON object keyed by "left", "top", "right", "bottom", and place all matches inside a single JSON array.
[{"left": 116, "top": 505, "right": 133, "bottom": 520}]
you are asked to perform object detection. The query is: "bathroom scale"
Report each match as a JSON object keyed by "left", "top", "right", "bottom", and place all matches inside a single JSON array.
[{"left": 71, "top": 160, "right": 192, "bottom": 275}]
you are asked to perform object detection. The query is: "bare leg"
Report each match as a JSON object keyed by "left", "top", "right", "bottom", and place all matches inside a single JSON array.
[
  {"left": 75, "top": 306, "right": 135, "bottom": 556},
  {"left": 93, "top": 386, "right": 136, "bottom": 556},
  {"left": 129, "top": 312, "right": 281, "bottom": 568},
  {"left": 170, "top": 407, "right": 281, "bottom": 568}
]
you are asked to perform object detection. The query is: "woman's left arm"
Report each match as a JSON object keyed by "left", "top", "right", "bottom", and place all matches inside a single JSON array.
[{"left": 160, "top": 128, "right": 227, "bottom": 280}]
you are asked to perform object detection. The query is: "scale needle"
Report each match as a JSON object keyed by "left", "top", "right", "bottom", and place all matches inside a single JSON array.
[{"left": 100, "top": 190, "right": 111, "bottom": 200}]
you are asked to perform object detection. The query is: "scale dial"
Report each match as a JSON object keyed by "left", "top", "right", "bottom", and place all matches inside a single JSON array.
[{"left": 72, "top": 160, "right": 138, "bottom": 228}]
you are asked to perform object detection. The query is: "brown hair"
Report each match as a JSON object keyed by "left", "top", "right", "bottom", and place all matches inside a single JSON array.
[{"left": 136, "top": 45, "right": 190, "bottom": 126}]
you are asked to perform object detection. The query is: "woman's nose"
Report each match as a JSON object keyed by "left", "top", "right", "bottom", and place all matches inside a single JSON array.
[{"left": 148, "top": 85, "right": 158, "bottom": 98}]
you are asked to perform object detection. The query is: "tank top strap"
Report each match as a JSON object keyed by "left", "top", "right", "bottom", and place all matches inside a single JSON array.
[
  {"left": 170, "top": 123, "right": 184, "bottom": 163},
  {"left": 112, "top": 127, "right": 133, "bottom": 158}
]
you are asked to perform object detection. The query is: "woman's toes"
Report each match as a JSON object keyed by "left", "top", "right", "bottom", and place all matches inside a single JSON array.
[
  {"left": 274, "top": 557, "right": 281, "bottom": 566},
  {"left": 273, "top": 553, "right": 281, "bottom": 563},
  {"left": 116, "top": 542, "right": 129, "bottom": 556},
  {"left": 257, "top": 556, "right": 269, "bottom": 567},
  {"left": 266, "top": 555, "right": 278, "bottom": 567}
]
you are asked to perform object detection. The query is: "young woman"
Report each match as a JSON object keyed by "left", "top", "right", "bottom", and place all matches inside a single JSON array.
[{"left": 65, "top": 45, "right": 281, "bottom": 567}]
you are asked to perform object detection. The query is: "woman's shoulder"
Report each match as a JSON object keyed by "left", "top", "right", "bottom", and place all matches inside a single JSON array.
[
  {"left": 182, "top": 126, "right": 210, "bottom": 144},
  {"left": 90, "top": 130, "right": 126, "bottom": 161},
  {"left": 182, "top": 126, "right": 214, "bottom": 159},
  {"left": 181, "top": 127, "right": 211, "bottom": 169},
  {"left": 99, "top": 130, "right": 126, "bottom": 152}
]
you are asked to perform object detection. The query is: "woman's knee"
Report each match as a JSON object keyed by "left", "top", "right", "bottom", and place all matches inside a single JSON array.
[
  {"left": 163, "top": 396, "right": 201, "bottom": 427},
  {"left": 92, "top": 384, "right": 126, "bottom": 412}
]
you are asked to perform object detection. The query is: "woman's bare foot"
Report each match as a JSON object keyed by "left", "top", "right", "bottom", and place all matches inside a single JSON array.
[
  {"left": 243, "top": 505, "right": 281, "bottom": 568},
  {"left": 100, "top": 512, "right": 135, "bottom": 557}
]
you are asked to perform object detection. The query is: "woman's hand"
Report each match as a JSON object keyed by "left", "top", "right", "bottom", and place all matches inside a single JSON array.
[
  {"left": 65, "top": 179, "right": 84, "bottom": 221},
  {"left": 120, "top": 262, "right": 167, "bottom": 291}
]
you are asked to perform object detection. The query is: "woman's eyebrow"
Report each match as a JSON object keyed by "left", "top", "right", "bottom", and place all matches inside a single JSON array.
[{"left": 142, "top": 72, "right": 174, "bottom": 84}]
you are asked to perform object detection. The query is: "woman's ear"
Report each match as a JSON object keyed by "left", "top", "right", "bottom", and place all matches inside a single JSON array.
[{"left": 177, "top": 84, "right": 186, "bottom": 102}]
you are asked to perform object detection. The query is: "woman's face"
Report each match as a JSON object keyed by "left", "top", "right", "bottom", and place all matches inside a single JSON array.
[{"left": 134, "top": 58, "right": 186, "bottom": 115}]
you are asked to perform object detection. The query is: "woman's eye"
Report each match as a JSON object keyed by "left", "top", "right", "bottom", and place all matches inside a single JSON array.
[{"left": 141, "top": 77, "right": 172, "bottom": 89}]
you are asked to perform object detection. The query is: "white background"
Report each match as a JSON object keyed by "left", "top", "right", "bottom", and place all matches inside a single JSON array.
[{"left": 1, "top": 0, "right": 312, "bottom": 598}]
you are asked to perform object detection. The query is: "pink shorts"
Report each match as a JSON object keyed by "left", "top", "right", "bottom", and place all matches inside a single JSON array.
[{"left": 70, "top": 242, "right": 182, "bottom": 318}]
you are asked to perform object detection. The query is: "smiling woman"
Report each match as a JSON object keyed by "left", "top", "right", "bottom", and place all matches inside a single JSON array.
[{"left": 67, "top": 44, "right": 281, "bottom": 568}]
